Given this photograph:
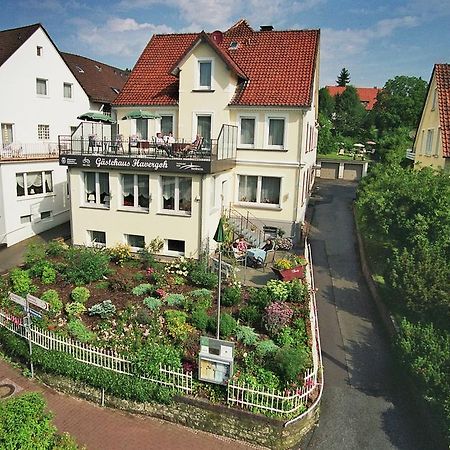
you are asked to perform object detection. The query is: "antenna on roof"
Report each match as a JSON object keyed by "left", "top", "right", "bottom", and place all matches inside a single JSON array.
[{"left": 260, "top": 25, "right": 273, "bottom": 31}]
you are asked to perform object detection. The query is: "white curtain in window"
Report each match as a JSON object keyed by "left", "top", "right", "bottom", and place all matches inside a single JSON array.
[
  {"left": 122, "top": 174, "right": 134, "bottom": 197},
  {"left": 85, "top": 172, "right": 95, "bottom": 195},
  {"left": 261, "top": 177, "right": 280, "bottom": 204},
  {"left": 26, "top": 172, "right": 42, "bottom": 189},
  {"left": 162, "top": 176, "right": 175, "bottom": 210},
  {"left": 241, "top": 118, "right": 255, "bottom": 145},
  {"left": 268, "top": 119, "right": 284, "bottom": 146},
  {"left": 239, "top": 175, "right": 257, "bottom": 202},
  {"left": 16, "top": 174, "right": 24, "bottom": 188}
]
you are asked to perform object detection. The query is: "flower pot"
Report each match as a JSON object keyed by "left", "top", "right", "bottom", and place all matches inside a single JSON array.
[{"left": 271, "top": 265, "right": 305, "bottom": 281}]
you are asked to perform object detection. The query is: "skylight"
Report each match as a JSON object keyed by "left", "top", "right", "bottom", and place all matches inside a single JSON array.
[
  {"left": 76, "top": 65, "right": 84, "bottom": 73},
  {"left": 229, "top": 41, "right": 238, "bottom": 50}
]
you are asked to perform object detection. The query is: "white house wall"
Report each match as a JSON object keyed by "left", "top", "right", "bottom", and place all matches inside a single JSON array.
[
  {"left": 0, "top": 160, "right": 69, "bottom": 246},
  {"left": 0, "top": 27, "right": 90, "bottom": 144}
]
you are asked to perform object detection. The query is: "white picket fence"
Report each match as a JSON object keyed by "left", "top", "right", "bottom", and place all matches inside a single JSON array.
[
  {"left": 0, "top": 311, "right": 192, "bottom": 394},
  {"left": 227, "top": 239, "right": 323, "bottom": 417}
]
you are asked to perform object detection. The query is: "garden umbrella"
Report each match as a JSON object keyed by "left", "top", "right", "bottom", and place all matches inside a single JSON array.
[
  {"left": 121, "top": 110, "right": 161, "bottom": 120},
  {"left": 213, "top": 218, "right": 225, "bottom": 339},
  {"left": 77, "top": 112, "right": 116, "bottom": 124}
]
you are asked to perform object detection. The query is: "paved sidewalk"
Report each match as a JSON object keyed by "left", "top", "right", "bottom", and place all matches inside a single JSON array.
[{"left": 0, "top": 223, "right": 258, "bottom": 450}]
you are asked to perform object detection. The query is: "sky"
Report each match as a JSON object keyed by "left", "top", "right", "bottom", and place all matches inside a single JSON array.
[{"left": 1, "top": 0, "right": 449, "bottom": 88}]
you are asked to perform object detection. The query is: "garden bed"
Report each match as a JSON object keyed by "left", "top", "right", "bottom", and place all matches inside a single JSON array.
[{"left": 0, "top": 239, "right": 315, "bottom": 413}]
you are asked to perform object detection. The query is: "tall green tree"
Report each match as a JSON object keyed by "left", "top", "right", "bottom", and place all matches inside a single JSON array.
[
  {"left": 333, "top": 85, "right": 366, "bottom": 138},
  {"left": 371, "top": 75, "right": 427, "bottom": 133},
  {"left": 336, "top": 67, "right": 351, "bottom": 86},
  {"left": 318, "top": 87, "right": 335, "bottom": 119}
]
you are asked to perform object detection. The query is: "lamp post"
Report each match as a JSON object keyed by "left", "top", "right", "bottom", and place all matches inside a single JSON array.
[{"left": 213, "top": 218, "right": 225, "bottom": 340}]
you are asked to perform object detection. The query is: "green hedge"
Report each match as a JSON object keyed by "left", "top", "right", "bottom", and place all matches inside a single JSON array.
[{"left": 0, "top": 327, "right": 174, "bottom": 404}]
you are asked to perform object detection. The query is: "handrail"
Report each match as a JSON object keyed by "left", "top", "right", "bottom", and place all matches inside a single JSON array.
[{"left": 225, "top": 206, "right": 268, "bottom": 247}]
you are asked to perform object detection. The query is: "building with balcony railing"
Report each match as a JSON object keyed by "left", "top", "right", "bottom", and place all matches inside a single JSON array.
[{"left": 61, "top": 20, "right": 320, "bottom": 257}]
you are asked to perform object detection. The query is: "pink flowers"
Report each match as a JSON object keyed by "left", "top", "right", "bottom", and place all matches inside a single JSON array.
[
  {"left": 155, "top": 288, "right": 166, "bottom": 298},
  {"left": 263, "top": 302, "right": 293, "bottom": 335}
]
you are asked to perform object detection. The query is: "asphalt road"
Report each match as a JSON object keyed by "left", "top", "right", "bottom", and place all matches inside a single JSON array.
[{"left": 301, "top": 180, "right": 432, "bottom": 450}]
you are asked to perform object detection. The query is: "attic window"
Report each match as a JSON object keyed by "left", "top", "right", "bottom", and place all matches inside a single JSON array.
[
  {"left": 36, "top": 46, "right": 43, "bottom": 56},
  {"left": 229, "top": 41, "right": 238, "bottom": 50},
  {"left": 95, "top": 65, "right": 102, "bottom": 72},
  {"left": 76, "top": 65, "right": 84, "bottom": 73}
]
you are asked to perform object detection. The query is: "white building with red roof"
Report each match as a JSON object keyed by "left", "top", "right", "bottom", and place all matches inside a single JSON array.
[
  {"left": 413, "top": 63, "right": 450, "bottom": 170},
  {"left": 60, "top": 20, "right": 320, "bottom": 256}
]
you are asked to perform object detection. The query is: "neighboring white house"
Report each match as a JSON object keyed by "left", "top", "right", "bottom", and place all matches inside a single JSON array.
[
  {"left": 0, "top": 23, "right": 128, "bottom": 247},
  {"left": 59, "top": 21, "right": 320, "bottom": 257}
]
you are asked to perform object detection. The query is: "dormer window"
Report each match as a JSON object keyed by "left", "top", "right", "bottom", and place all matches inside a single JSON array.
[
  {"left": 76, "top": 65, "right": 84, "bottom": 73},
  {"left": 198, "top": 60, "right": 212, "bottom": 90},
  {"left": 95, "top": 64, "right": 102, "bottom": 72},
  {"left": 229, "top": 41, "right": 238, "bottom": 50},
  {"left": 37, "top": 46, "right": 43, "bottom": 56}
]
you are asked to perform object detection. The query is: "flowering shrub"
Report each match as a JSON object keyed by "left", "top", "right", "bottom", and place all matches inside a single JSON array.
[
  {"left": 273, "top": 258, "right": 293, "bottom": 270},
  {"left": 266, "top": 280, "right": 290, "bottom": 302},
  {"left": 164, "top": 310, "right": 194, "bottom": 343},
  {"left": 109, "top": 243, "right": 132, "bottom": 266},
  {"left": 263, "top": 302, "right": 293, "bottom": 336},
  {"left": 65, "top": 302, "right": 86, "bottom": 317},
  {"left": 275, "top": 237, "right": 293, "bottom": 251},
  {"left": 88, "top": 300, "right": 116, "bottom": 319},
  {"left": 165, "top": 258, "right": 189, "bottom": 277},
  {"left": 71, "top": 287, "right": 90, "bottom": 304},
  {"left": 155, "top": 288, "right": 166, "bottom": 299},
  {"left": 143, "top": 297, "right": 162, "bottom": 311}
]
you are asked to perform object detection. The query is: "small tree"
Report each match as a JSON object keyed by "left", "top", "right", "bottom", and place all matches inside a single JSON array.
[
  {"left": 336, "top": 67, "right": 351, "bottom": 86},
  {"left": 333, "top": 85, "right": 366, "bottom": 138}
]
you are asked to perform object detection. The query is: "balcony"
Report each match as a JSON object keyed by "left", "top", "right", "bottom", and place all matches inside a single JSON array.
[
  {"left": 1, "top": 142, "right": 58, "bottom": 161},
  {"left": 58, "top": 124, "right": 237, "bottom": 175}
]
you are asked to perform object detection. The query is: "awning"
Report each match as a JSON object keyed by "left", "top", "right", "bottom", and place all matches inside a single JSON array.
[
  {"left": 77, "top": 112, "right": 116, "bottom": 124},
  {"left": 121, "top": 110, "right": 161, "bottom": 120}
]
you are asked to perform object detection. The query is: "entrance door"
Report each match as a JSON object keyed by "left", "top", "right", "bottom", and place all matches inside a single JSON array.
[{"left": 197, "top": 115, "right": 211, "bottom": 150}]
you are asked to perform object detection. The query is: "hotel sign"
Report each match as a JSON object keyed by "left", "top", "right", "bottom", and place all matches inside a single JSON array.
[{"left": 59, "top": 154, "right": 211, "bottom": 174}]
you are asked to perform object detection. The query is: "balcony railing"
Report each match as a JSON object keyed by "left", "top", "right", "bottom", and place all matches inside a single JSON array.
[
  {"left": 1, "top": 142, "right": 58, "bottom": 160},
  {"left": 59, "top": 124, "right": 238, "bottom": 174}
]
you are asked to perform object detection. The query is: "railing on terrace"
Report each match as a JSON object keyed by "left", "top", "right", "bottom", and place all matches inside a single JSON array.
[
  {"left": 227, "top": 239, "right": 323, "bottom": 418},
  {"left": 0, "top": 311, "right": 192, "bottom": 394},
  {"left": 226, "top": 207, "right": 268, "bottom": 248},
  {"left": 405, "top": 149, "right": 415, "bottom": 160},
  {"left": 1, "top": 142, "right": 58, "bottom": 160}
]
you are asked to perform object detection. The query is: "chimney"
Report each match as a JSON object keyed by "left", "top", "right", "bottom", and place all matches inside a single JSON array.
[{"left": 260, "top": 25, "right": 274, "bottom": 31}]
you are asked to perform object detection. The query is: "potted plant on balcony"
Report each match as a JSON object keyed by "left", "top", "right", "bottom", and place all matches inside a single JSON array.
[{"left": 272, "top": 255, "right": 307, "bottom": 281}]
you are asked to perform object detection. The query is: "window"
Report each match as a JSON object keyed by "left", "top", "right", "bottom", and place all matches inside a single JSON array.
[
  {"left": 84, "top": 172, "right": 110, "bottom": 207},
  {"left": 121, "top": 174, "right": 149, "bottom": 209},
  {"left": 41, "top": 211, "right": 52, "bottom": 220},
  {"left": 166, "top": 239, "right": 185, "bottom": 255},
  {"left": 88, "top": 230, "right": 106, "bottom": 247},
  {"left": 161, "top": 116, "right": 174, "bottom": 135},
  {"left": 431, "top": 88, "right": 437, "bottom": 111},
  {"left": 238, "top": 175, "right": 281, "bottom": 206},
  {"left": 63, "top": 83, "right": 72, "bottom": 99},
  {"left": 425, "top": 129, "right": 434, "bottom": 155},
  {"left": 126, "top": 234, "right": 145, "bottom": 249},
  {"left": 20, "top": 215, "right": 32, "bottom": 224},
  {"left": 136, "top": 118, "right": 148, "bottom": 140},
  {"left": 267, "top": 118, "right": 285, "bottom": 148},
  {"left": 198, "top": 60, "right": 212, "bottom": 89},
  {"left": 36, "top": 78, "right": 47, "bottom": 95},
  {"left": 240, "top": 118, "right": 255, "bottom": 146},
  {"left": 16, "top": 171, "right": 53, "bottom": 197},
  {"left": 1, "top": 123, "right": 13, "bottom": 146},
  {"left": 161, "top": 176, "right": 192, "bottom": 214},
  {"left": 36, "top": 46, "right": 42, "bottom": 56},
  {"left": 38, "top": 124, "right": 50, "bottom": 140}
]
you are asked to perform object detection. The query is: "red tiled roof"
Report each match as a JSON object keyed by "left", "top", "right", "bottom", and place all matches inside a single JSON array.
[
  {"left": 114, "top": 20, "right": 319, "bottom": 107},
  {"left": 0, "top": 23, "right": 40, "bottom": 67},
  {"left": 435, "top": 64, "right": 450, "bottom": 158},
  {"left": 62, "top": 53, "right": 129, "bottom": 104},
  {"left": 326, "top": 85, "right": 381, "bottom": 110}
]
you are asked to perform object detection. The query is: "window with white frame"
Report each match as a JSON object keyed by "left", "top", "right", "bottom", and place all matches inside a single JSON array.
[
  {"left": 239, "top": 117, "right": 255, "bottom": 146},
  {"left": 425, "top": 129, "right": 434, "bottom": 155},
  {"left": 126, "top": 234, "right": 145, "bottom": 249},
  {"left": 63, "top": 82, "right": 72, "bottom": 99},
  {"left": 38, "top": 124, "right": 50, "bottom": 140},
  {"left": 198, "top": 60, "right": 212, "bottom": 89},
  {"left": 88, "top": 230, "right": 106, "bottom": 247},
  {"left": 16, "top": 171, "right": 53, "bottom": 197},
  {"left": 267, "top": 118, "right": 285, "bottom": 148},
  {"left": 161, "top": 176, "right": 192, "bottom": 214},
  {"left": 84, "top": 172, "right": 110, "bottom": 206},
  {"left": 197, "top": 115, "right": 211, "bottom": 149},
  {"left": 121, "top": 174, "right": 149, "bottom": 209},
  {"left": 166, "top": 239, "right": 185, "bottom": 255},
  {"left": 36, "top": 78, "right": 47, "bottom": 95},
  {"left": 161, "top": 116, "right": 174, "bottom": 135},
  {"left": 238, "top": 175, "right": 281, "bottom": 206}
]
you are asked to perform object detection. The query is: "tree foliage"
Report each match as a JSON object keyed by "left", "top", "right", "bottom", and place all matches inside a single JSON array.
[
  {"left": 370, "top": 75, "right": 427, "bottom": 133},
  {"left": 336, "top": 67, "right": 350, "bottom": 86},
  {"left": 334, "top": 85, "right": 366, "bottom": 138},
  {"left": 318, "top": 87, "right": 335, "bottom": 119}
]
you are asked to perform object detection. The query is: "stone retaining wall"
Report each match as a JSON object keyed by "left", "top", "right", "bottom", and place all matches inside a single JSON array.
[{"left": 40, "top": 373, "right": 320, "bottom": 450}]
